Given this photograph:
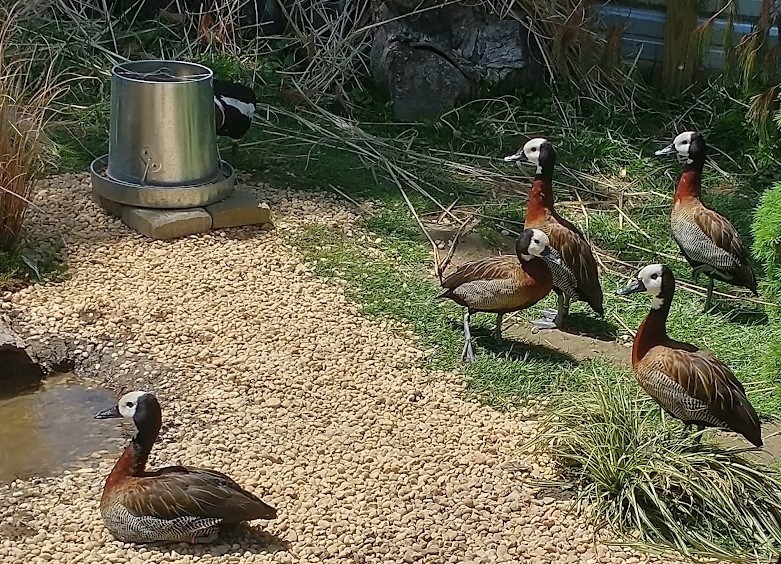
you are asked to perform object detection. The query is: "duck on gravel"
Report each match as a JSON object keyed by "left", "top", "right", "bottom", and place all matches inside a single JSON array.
[
  {"left": 439, "top": 228, "right": 560, "bottom": 362},
  {"left": 213, "top": 78, "right": 257, "bottom": 155},
  {"left": 504, "top": 138, "right": 604, "bottom": 331},
  {"left": 95, "top": 391, "right": 276, "bottom": 544},
  {"left": 655, "top": 131, "right": 758, "bottom": 311},
  {"left": 616, "top": 263, "right": 762, "bottom": 447}
]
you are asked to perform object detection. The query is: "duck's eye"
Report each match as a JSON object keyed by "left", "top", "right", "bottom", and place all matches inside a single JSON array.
[
  {"left": 651, "top": 274, "right": 658, "bottom": 280},
  {"left": 125, "top": 401, "right": 133, "bottom": 408},
  {"left": 531, "top": 147, "right": 538, "bottom": 152}
]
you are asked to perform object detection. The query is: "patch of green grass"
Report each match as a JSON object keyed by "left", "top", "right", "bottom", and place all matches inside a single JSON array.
[
  {"left": 525, "top": 365, "right": 781, "bottom": 563},
  {"left": 0, "top": 245, "right": 67, "bottom": 292}
]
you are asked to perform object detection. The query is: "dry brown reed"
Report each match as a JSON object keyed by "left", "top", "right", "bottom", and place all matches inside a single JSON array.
[
  {"left": 698, "top": 0, "right": 781, "bottom": 136},
  {"left": 0, "top": 1, "right": 63, "bottom": 250}
]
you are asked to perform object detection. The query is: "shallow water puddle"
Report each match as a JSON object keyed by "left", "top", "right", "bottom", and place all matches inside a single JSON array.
[{"left": 0, "top": 373, "right": 124, "bottom": 483}]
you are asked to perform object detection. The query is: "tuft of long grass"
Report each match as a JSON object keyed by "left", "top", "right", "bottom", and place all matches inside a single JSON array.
[
  {"left": 524, "top": 368, "right": 781, "bottom": 562},
  {"left": 0, "top": 1, "right": 63, "bottom": 250}
]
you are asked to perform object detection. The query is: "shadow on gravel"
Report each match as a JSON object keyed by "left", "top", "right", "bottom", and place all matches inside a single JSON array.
[{"left": 143, "top": 524, "right": 290, "bottom": 557}]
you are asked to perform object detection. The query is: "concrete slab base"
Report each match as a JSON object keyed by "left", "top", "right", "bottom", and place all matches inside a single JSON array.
[
  {"left": 122, "top": 207, "right": 212, "bottom": 240},
  {"left": 206, "top": 189, "right": 272, "bottom": 229},
  {"left": 91, "top": 186, "right": 274, "bottom": 240}
]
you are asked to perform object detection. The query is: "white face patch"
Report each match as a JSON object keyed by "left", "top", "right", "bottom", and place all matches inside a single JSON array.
[
  {"left": 673, "top": 131, "right": 695, "bottom": 163},
  {"left": 636, "top": 263, "right": 665, "bottom": 308},
  {"left": 117, "top": 391, "right": 147, "bottom": 420},
  {"left": 219, "top": 96, "right": 256, "bottom": 119},
  {"left": 522, "top": 138, "right": 548, "bottom": 175},
  {"left": 526, "top": 228, "right": 551, "bottom": 257}
]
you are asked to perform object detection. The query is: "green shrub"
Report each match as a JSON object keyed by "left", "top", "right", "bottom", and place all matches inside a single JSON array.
[{"left": 751, "top": 182, "right": 781, "bottom": 311}]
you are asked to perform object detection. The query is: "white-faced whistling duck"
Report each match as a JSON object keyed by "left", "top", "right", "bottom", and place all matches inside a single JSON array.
[
  {"left": 213, "top": 78, "right": 257, "bottom": 155},
  {"left": 655, "top": 131, "right": 758, "bottom": 311},
  {"left": 617, "top": 263, "right": 762, "bottom": 447},
  {"left": 504, "top": 138, "right": 604, "bottom": 330},
  {"left": 95, "top": 391, "right": 276, "bottom": 543},
  {"left": 439, "top": 228, "right": 560, "bottom": 362}
]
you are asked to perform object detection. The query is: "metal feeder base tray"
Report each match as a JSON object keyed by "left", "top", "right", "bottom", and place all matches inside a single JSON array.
[{"left": 90, "top": 155, "right": 236, "bottom": 209}]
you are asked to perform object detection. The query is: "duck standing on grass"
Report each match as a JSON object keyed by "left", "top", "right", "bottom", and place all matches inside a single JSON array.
[
  {"left": 504, "top": 138, "right": 604, "bottom": 330},
  {"left": 616, "top": 263, "right": 762, "bottom": 447},
  {"left": 95, "top": 391, "right": 276, "bottom": 544},
  {"left": 213, "top": 78, "right": 257, "bottom": 155},
  {"left": 439, "top": 228, "right": 560, "bottom": 362},
  {"left": 655, "top": 131, "right": 758, "bottom": 311}
]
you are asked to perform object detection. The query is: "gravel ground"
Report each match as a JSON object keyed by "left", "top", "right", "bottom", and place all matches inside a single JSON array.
[{"left": 0, "top": 173, "right": 685, "bottom": 564}]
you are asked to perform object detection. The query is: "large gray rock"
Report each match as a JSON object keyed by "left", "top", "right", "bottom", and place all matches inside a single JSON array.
[
  {"left": 0, "top": 317, "right": 44, "bottom": 390},
  {"left": 370, "top": 2, "right": 528, "bottom": 120}
]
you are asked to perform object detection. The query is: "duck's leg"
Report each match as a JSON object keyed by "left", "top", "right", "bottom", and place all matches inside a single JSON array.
[
  {"left": 680, "top": 423, "right": 691, "bottom": 439},
  {"left": 554, "top": 294, "right": 570, "bottom": 329},
  {"left": 703, "top": 277, "right": 715, "bottom": 312},
  {"left": 231, "top": 140, "right": 240, "bottom": 157},
  {"left": 693, "top": 424, "right": 706, "bottom": 444},
  {"left": 494, "top": 312, "right": 504, "bottom": 346},
  {"left": 531, "top": 290, "right": 564, "bottom": 330},
  {"left": 461, "top": 310, "right": 476, "bottom": 363}
]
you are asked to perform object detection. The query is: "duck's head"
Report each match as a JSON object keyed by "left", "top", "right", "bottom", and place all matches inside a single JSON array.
[
  {"left": 655, "top": 131, "right": 706, "bottom": 164},
  {"left": 516, "top": 228, "right": 560, "bottom": 263},
  {"left": 95, "top": 391, "right": 161, "bottom": 435},
  {"left": 616, "top": 263, "right": 675, "bottom": 309},
  {"left": 504, "top": 138, "right": 556, "bottom": 175}
]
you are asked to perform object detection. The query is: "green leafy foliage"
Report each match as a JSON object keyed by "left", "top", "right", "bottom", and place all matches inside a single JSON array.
[{"left": 752, "top": 182, "right": 781, "bottom": 308}]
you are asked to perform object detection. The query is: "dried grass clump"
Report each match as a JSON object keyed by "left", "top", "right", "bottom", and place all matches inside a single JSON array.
[
  {"left": 485, "top": 0, "right": 641, "bottom": 106},
  {"left": 701, "top": 0, "right": 781, "bottom": 136},
  {"left": 32, "top": 0, "right": 639, "bottom": 109},
  {"left": 0, "top": 2, "right": 62, "bottom": 250}
]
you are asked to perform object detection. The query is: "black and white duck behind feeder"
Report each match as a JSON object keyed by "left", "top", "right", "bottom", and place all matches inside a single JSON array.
[{"left": 213, "top": 78, "right": 257, "bottom": 155}]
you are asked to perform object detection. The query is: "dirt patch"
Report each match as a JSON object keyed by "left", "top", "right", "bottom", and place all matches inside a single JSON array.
[
  {"left": 0, "top": 277, "right": 29, "bottom": 293},
  {"left": 503, "top": 323, "right": 631, "bottom": 365}
]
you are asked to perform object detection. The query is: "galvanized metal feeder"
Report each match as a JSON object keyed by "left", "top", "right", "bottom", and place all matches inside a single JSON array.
[{"left": 91, "top": 60, "right": 235, "bottom": 209}]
